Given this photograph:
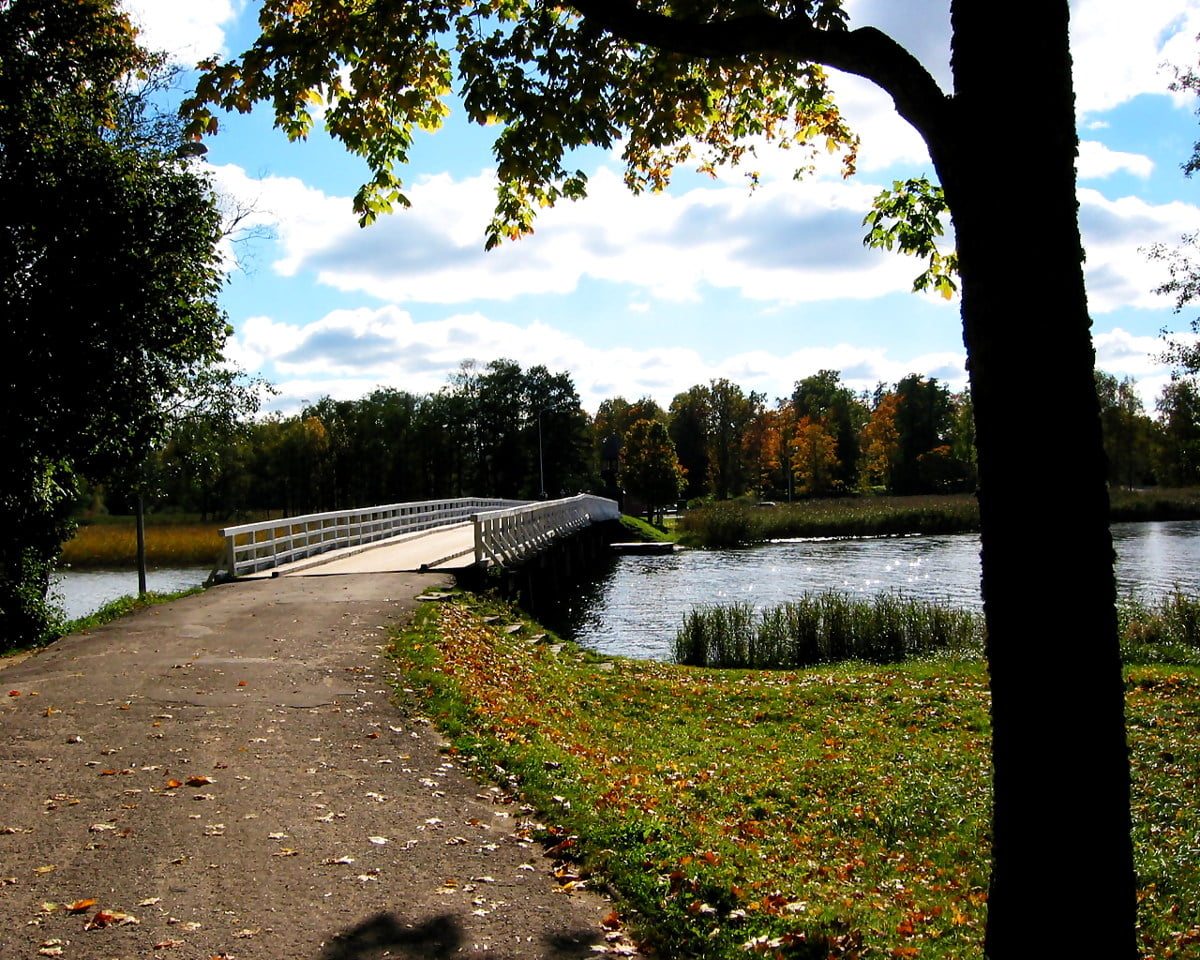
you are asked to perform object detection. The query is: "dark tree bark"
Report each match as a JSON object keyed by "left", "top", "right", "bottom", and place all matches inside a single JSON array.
[
  {"left": 573, "top": 2, "right": 1140, "bottom": 953},
  {"left": 928, "top": 4, "right": 1137, "bottom": 955}
]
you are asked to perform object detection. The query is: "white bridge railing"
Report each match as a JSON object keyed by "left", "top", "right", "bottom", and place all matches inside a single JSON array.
[
  {"left": 221, "top": 498, "right": 527, "bottom": 576},
  {"left": 473, "top": 494, "right": 620, "bottom": 568}
]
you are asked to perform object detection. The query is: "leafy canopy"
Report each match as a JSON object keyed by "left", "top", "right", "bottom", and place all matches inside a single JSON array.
[{"left": 185, "top": 0, "right": 864, "bottom": 244}]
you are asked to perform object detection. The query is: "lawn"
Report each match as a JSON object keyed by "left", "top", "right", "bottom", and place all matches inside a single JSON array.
[{"left": 391, "top": 595, "right": 1200, "bottom": 959}]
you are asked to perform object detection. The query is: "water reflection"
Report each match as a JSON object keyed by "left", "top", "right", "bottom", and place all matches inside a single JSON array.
[{"left": 542, "top": 520, "right": 1199, "bottom": 661}]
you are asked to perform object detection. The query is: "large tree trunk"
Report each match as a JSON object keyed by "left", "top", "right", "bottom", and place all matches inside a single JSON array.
[{"left": 936, "top": 3, "right": 1138, "bottom": 956}]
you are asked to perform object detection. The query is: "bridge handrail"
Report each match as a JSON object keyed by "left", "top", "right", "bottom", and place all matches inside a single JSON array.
[
  {"left": 221, "top": 498, "right": 528, "bottom": 576},
  {"left": 473, "top": 493, "right": 619, "bottom": 568}
]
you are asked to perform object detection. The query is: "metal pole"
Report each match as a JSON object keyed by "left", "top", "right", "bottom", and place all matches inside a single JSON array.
[{"left": 135, "top": 493, "right": 148, "bottom": 596}]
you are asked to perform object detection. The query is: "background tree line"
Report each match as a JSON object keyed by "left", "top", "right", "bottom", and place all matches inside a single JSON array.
[{"left": 121, "top": 357, "right": 1200, "bottom": 525}]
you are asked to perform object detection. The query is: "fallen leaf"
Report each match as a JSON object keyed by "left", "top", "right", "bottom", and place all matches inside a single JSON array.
[
  {"left": 67, "top": 899, "right": 98, "bottom": 913},
  {"left": 367, "top": 836, "right": 389, "bottom": 845},
  {"left": 185, "top": 777, "right": 213, "bottom": 787},
  {"left": 89, "top": 823, "right": 117, "bottom": 833},
  {"left": 33, "top": 865, "right": 56, "bottom": 874},
  {"left": 85, "top": 909, "right": 139, "bottom": 929}
]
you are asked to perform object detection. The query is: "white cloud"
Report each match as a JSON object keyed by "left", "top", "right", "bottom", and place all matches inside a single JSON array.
[
  {"left": 121, "top": 0, "right": 239, "bottom": 63},
  {"left": 220, "top": 162, "right": 940, "bottom": 306},
  {"left": 1071, "top": 0, "right": 1200, "bottom": 114},
  {"left": 1079, "top": 189, "right": 1200, "bottom": 311},
  {"left": 232, "top": 304, "right": 968, "bottom": 415},
  {"left": 1078, "top": 141, "right": 1155, "bottom": 179}
]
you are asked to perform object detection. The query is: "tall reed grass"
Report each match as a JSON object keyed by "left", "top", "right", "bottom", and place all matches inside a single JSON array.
[
  {"left": 674, "top": 591, "right": 984, "bottom": 668},
  {"left": 59, "top": 522, "right": 225, "bottom": 568},
  {"left": 1119, "top": 591, "right": 1200, "bottom": 666},
  {"left": 674, "top": 590, "right": 1200, "bottom": 669},
  {"left": 678, "top": 495, "right": 981, "bottom": 547}
]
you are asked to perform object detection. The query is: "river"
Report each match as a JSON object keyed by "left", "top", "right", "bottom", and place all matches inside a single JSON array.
[
  {"left": 540, "top": 520, "right": 1200, "bottom": 660},
  {"left": 51, "top": 520, "right": 1198, "bottom": 657},
  {"left": 50, "top": 566, "right": 212, "bottom": 622}
]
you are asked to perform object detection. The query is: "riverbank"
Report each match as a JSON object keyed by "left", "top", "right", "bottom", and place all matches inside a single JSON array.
[
  {"left": 678, "top": 487, "right": 1200, "bottom": 547},
  {"left": 394, "top": 592, "right": 1200, "bottom": 960}
]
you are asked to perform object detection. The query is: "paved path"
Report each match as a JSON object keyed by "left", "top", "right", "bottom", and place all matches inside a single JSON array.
[{"left": 0, "top": 574, "right": 634, "bottom": 960}]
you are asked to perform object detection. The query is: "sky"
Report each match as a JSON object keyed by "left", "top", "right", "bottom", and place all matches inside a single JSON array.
[{"left": 122, "top": 0, "right": 1200, "bottom": 416}]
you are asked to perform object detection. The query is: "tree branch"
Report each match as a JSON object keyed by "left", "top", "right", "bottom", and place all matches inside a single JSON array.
[{"left": 566, "top": 2, "right": 951, "bottom": 147}]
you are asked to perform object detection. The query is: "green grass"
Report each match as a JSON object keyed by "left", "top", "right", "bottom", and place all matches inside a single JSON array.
[
  {"left": 390, "top": 595, "right": 1200, "bottom": 960},
  {"left": 618, "top": 513, "right": 676, "bottom": 542},
  {"left": 59, "top": 587, "right": 206, "bottom": 634}
]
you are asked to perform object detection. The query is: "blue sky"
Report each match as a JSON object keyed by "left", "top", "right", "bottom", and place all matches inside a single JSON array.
[{"left": 125, "top": 0, "right": 1200, "bottom": 415}]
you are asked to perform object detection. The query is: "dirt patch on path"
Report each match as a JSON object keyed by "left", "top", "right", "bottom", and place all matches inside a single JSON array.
[{"left": 0, "top": 574, "right": 636, "bottom": 959}]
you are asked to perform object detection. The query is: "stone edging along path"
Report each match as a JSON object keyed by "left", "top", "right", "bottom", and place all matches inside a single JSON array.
[{"left": 1, "top": 573, "right": 640, "bottom": 959}]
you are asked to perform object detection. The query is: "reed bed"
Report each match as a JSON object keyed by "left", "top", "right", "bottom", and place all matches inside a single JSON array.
[
  {"left": 675, "top": 591, "right": 1200, "bottom": 669},
  {"left": 674, "top": 592, "right": 984, "bottom": 668},
  {"left": 1119, "top": 591, "right": 1200, "bottom": 666},
  {"left": 59, "top": 521, "right": 225, "bottom": 568},
  {"left": 678, "top": 494, "right": 981, "bottom": 547}
]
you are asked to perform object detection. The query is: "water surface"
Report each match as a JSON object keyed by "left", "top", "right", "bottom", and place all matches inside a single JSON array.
[{"left": 542, "top": 520, "right": 1199, "bottom": 660}]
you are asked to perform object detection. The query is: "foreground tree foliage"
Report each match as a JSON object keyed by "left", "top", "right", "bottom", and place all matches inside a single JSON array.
[
  {"left": 188, "top": 2, "right": 1136, "bottom": 955},
  {"left": 0, "top": 0, "right": 227, "bottom": 648}
]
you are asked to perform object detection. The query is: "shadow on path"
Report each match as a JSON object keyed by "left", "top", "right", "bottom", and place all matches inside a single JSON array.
[{"left": 317, "top": 912, "right": 606, "bottom": 960}]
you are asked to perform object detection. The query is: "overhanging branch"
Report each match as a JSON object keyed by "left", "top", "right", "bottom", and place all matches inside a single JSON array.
[{"left": 566, "top": 2, "right": 951, "bottom": 147}]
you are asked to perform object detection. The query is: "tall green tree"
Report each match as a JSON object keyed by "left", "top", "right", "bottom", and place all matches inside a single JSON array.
[
  {"left": 619, "top": 418, "right": 685, "bottom": 521},
  {"left": 891, "top": 374, "right": 953, "bottom": 494},
  {"left": 790, "top": 369, "right": 867, "bottom": 491},
  {"left": 668, "top": 385, "right": 713, "bottom": 500},
  {"left": 705, "top": 378, "right": 763, "bottom": 500},
  {"left": 1094, "top": 372, "right": 1155, "bottom": 490},
  {"left": 1, "top": 0, "right": 228, "bottom": 648},
  {"left": 189, "top": 3, "right": 1137, "bottom": 953}
]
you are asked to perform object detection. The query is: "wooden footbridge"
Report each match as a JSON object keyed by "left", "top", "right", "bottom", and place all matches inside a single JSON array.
[{"left": 218, "top": 494, "right": 621, "bottom": 579}]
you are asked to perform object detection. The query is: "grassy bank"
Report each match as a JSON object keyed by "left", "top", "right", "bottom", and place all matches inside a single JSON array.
[
  {"left": 679, "top": 488, "right": 1200, "bottom": 547},
  {"left": 59, "top": 518, "right": 225, "bottom": 568},
  {"left": 391, "top": 595, "right": 1200, "bottom": 959}
]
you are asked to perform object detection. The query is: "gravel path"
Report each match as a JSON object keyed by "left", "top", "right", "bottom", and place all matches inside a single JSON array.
[{"left": 1, "top": 574, "right": 637, "bottom": 960}]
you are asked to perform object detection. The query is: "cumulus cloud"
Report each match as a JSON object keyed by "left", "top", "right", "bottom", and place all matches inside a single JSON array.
[
  {"left": 1071, "top": 0, "right": 1200, "bottom": 114},
  {"left": 231, "top": 303, "right": 969, "bottom": 414},
  {"left": 215, "top": 163, "right": 936, "bottom": 306},
  {"left": 121, "top": 0, "right": 238, "bottom": 63},
  {"left": 1078, "top": 141, "right": 1155, "bottom": 179},
  {"left": 1079, "top": 189, "right": 1200, "bottom": 311}
]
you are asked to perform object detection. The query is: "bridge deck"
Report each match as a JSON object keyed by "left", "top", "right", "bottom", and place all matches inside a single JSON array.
[{"left": 242, "top": 523, "right": 475, "bottom": 577}]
